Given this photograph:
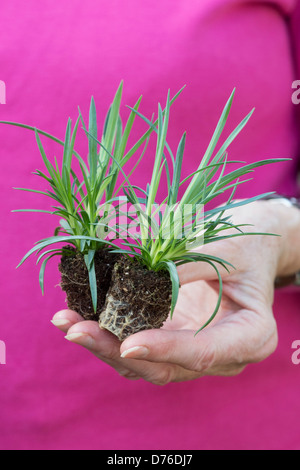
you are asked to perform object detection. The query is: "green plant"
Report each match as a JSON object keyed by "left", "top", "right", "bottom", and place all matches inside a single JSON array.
[
  {"left": 4, "top": 84, "right": 287, "bottom": 337},
  {"left": 4, "top": 83, "right": 183, "bottom": 313},
  {"left": 95, "top": 88, "right": 286, "bottom": 334}
]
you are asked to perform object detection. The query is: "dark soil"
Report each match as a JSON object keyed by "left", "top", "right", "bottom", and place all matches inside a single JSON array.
[
  {"left": 58, "top": 247, "right": 172, "bottom": 340},
  {"left": 99, "top": 257, "right": 172, "bottom": 341},
  {"left": 58, "top": 246, "right": 117, "bottom": 321}
]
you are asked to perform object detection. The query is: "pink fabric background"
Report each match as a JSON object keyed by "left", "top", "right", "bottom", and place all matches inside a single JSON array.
[{"left": 0, "top": 0, "right": 300, "bottom": 450}]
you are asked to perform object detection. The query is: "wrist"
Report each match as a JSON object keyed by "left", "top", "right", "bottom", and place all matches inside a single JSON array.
[
  {"left": 260, "top": 198, "right": 300, "bottom": 278},
  {"left": 229, "top": 198, "right": 300, "bottom": 282}
]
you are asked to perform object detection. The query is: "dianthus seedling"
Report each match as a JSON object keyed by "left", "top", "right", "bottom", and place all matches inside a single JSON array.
[
  {"left": 95, "top": 88, "right": 285, "bottom": 336},
  {"left": 4, "top": 82, "right": 184, "bottom": 319}
]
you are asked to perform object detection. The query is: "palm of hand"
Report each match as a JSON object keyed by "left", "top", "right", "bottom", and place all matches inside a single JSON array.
[{"left": 160, "top": 274, "right": 277, "bottom": 378}]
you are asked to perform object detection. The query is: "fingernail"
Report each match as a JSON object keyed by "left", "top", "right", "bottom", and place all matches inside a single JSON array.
[
  {"left": 64, "top": 332, "right": 94, "bottom": 347},
  {"left": 51, "top": 319, "right": 70, "bottom": 327},
  {"left": 120, "top": 346, "right": 149, "bottom": 359}
]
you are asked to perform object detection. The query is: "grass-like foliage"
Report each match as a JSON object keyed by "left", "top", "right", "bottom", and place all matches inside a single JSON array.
[
  {"left": 92, "top": 89, "right": 286, "bottom": 332},
  {"left": 3, "top": 84, "right": 286, "bottom": 333},
  {"left": 4, "top": 82, "right": 183, "bottom": 312}
]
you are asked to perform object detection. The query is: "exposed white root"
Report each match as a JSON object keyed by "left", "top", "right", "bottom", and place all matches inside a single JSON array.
[{"left": 99, "top": 294, "right": 166, "bottom": 341}]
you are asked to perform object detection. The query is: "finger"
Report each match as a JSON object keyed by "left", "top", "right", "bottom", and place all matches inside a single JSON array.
[
  {"left": 65, "top": 320, "right": 121, "bottom": 357},
  {"left": 50, "top": 311, "right": 136, "bottom": 377},
  {"left": 120, "top": 311, "right": 277, "bottom": 374},
  {"left": 51, "top": 309, "right": 84, "bottom": 332},
  {"left": 63, "top": 320, "right": 141, "bottom": 376},
  {"left": 63, "top": 320, "right": 198, "bottom": 383}
]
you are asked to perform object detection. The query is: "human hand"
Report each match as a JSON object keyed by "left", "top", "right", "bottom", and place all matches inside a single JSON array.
[{"left": 51, "top": 200, "right": 300, "bottom": 384}]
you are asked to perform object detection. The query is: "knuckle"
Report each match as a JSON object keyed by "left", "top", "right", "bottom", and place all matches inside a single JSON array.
[
  {"left": 223, "top": 365, "right": 247, "bottom": 376},
  {"left": 150, "top": 367, "right": 174, "bottom": 386},
  {"left": 96, "top": 348, "right": 116, "bottom": 361},
  {"left": 121, "top": 373, "right": 140, "bottom": 381}
]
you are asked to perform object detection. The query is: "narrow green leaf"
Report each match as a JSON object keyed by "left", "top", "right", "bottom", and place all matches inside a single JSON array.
[
  {"left": 84, "top": 251, "right": 97, "bottom": 312},
  {"left": 169, "top": 132, "right": 186, "bottom": 205},
  {"left": 194, "top": 260, "right": 223, "bottom": 335},
  {"left": 99, "top": 81, "right": 123, "bottom": 168},
  {"left": 34, "top": 129, "right": 56, "bottom": 180},
  {"left": 12, "top": 209, "right": 55, "bottom": 214},
  {"left": 0, "top": 120, "right": 88, "bottom": 172},
  {"left": 118, "top": 95, "right": 142, "bottom": 161},
  {"left": 62, "top": 118, "right": 71, "bottom": 187},
  {"left": 36, "top": 248, "right": 62, "bottom": 264},
  {"left": 16, "top": 235, "right": 119, "bottom": 268},
  {"left": 62, "top": 116, "right": 80, "bottom": 195},
  {"left": 160, "top": 260, "right": 180, "bottom": 319},
  {"left": 122, "top": 85, "right": 185, "bottom": 164},
  {"left": 38, "top": 253, "right": 60, "bottom": 295},
  {"left": 88, "top": 96, "right": 98, "bottom": 186},
  {"left": 13, "top": 187, "right": 62, "bottom": 204},
  {"left": 200, "top": 89, "right": 235, "bottom": 169}
]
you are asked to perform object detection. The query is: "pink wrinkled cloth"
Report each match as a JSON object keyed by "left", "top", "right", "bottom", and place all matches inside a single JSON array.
[{"left": 0, "top": 0, "right": 299, "bottom": 450}]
